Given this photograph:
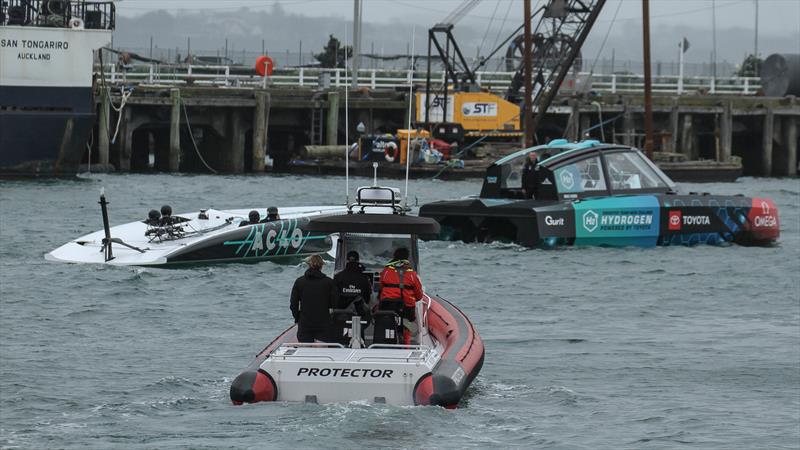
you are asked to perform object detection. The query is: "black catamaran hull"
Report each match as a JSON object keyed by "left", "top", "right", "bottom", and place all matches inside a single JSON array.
[{"left": 420, "top": 194, "right": 780, "bottom": 248}]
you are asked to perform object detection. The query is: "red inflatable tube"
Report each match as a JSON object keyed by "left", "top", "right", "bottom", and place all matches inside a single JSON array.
[{"left": 413, "top": 295, "right": 485, "bottom": 408}]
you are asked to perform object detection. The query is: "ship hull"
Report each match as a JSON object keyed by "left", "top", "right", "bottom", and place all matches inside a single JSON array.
[{"left": 0, "top": 24, "right": 110, "bottom": 176}]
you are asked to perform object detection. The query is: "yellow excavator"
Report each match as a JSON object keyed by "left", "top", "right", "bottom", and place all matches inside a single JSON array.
[{"left": 418, "top": 0, "right": 605, "bottom": 142}]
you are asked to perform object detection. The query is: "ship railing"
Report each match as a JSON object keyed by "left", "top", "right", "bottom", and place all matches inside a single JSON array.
[
  {"left": 2, "top": 0, "right": 114, "bottom": 29},
  {"left": 95, "top": 64, "right": 762, "bottom": 96}
]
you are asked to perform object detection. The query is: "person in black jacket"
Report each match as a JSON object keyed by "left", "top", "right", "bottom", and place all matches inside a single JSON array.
[
  {"left": 333, "top": 251, "right": 372, "bottom": 321},
  {"left": 521, "top": 152, "right": 539, "bottom": 199},
  {"left": 290, "top": 254, "right": 339, "bottom": 342}
]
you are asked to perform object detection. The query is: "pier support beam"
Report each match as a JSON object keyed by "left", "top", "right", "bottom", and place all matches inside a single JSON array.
[
  {"left": 761, "top": 107, "right": 774, "bottom": 176},
  {"left": 228, "top": 110, "right": 246, "bottom": 173},
  {"left": 669, "top": 102, "right": 679, "bottom": 152},
  {"left": 785, "top": 116, "right": 797, "bottom": 176},
  {"left": 680, "top": 114, "right": 696, "bottom": 160},
  {"left": 169, "top": 88, "right": 181, "bottom": 172},
  {"left": 252, "top": 90, "right": 271, "bottom": 172},
  {"left": 98, "top": 88, "right": 110, "bottom": 166},
  {"left": 720, "top": 100, "right": 732, "bottom": 162},
  {"left": 118, "top": 107, "right": 133, "bottom": 172},
  {"left": 566, "top": 99, "right": 580, "bottom": 141},
  {"left": 622, "top": 100, "right": 634, "bottom": 147},
  {"left": 326, "top": 91, "right": 340, "bottom": 145}
]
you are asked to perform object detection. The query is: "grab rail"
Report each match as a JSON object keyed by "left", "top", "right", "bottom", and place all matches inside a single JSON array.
[
  {"left": 272, "top": 354, "right": 337, "bottom": 361},
  {"left": 367, "top": 344, "right": 430, "bottom": 350},
  {"left": 281, "top": 342, "right": 345, "bottom": 348},
  {"left": 356, "top": 354, "right": 429, "bottom": 362}
]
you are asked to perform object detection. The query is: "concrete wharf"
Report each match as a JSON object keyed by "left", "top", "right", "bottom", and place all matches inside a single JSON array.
[{"left": 92, "top": 78, "right": 798, "bottom": 178}]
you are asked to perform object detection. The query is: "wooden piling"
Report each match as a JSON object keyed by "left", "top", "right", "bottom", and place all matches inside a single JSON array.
[
  {"left": 230, "top": 110, "right": 245, "bottom": 173},
  {"left": 785, "top": 116, "right": 797, "bottom": 176},
  {"left": 98, "top": 88, "right": 110, "bottom": 165},
  {"left": 326, "top": 91, "right": 340, "bottom": 145},
  {"left": 169, "top": 88, "right": 181, "bottom": 172},
  {"left": 669, "top": 102, "right": 679, "bottom": 152},
  {"left": 118, "top": 107, "right": 132, "bottom": 172},
  {"left": 566, "top": 98, "right": 580, "bottom": 141},
  {"left": 252, "top": 90, "right": 271, "bottom": 172},
  {"left": 762, "top": 107, "right": 774, "bottom": 176},
  {"left": 680, "top": 114, "right": 695, "bottom": 160},
  {"left": 720, "top": 100, "right": 732, "bottom": 162},
  {"left": 622, "top": 100, "right": 633, "bottom": 147}
]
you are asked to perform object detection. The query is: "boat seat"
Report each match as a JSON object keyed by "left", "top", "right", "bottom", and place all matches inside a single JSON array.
[
  {"left": 330, "top": 309, "right": 368, "bottom": 346},
  {"left": 371, "top": 311, "right": 402, "bottom": 345}
]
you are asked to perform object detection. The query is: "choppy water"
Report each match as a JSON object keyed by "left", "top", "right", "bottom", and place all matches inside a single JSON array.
[{"left": 1, "top": 174, "right": 798, "bottom": 449}]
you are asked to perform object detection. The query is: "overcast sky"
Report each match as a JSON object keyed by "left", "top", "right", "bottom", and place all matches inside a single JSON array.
[
  {"left": 112, "top": 0, "right": 800, "bottom": 67},
  {"left": 116, "top": 0, "right": 800, "bottom": 34}
]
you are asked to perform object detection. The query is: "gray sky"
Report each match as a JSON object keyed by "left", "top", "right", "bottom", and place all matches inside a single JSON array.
[
  {"left": 116, "top": 0, "right": 800, "bottom": 33},
  {"left": 112, "top": 0, "right": 800, "bottom": 68}
]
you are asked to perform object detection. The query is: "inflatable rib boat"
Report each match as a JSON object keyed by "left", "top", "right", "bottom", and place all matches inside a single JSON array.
[{"left": 230, "top": 187, "right": 484, "bottom": 407}]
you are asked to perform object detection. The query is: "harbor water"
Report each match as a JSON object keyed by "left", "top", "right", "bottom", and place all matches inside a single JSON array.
[{"left": 1, "top": 174, "right": 798, "bottom": 448}]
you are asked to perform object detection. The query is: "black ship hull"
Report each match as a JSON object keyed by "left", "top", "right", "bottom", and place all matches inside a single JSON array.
[{"left": 0, "top": 86, "right": 95, "bottom": 176}]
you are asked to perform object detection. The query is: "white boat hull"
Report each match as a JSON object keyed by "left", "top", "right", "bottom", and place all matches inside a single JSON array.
[{"left": 46, "top": 205, "right": 346, "bottom": 266}]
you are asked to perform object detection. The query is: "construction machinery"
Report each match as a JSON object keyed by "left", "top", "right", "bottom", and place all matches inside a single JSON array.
[{"left": 419, "top": 0, "right": 606, "bottom": 142}]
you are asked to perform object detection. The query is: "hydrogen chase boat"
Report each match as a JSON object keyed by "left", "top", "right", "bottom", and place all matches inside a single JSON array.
[
  {"left": 45, "top": 192, "right": 346, "bottom": 266},
  {"left": 419, "top": 140, "right": 780, "bottom": 248},
  {"left": 230, "top": 186, "right": 484, "bottom": 408}
]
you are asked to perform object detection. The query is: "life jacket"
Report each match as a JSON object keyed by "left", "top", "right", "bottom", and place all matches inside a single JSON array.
[{"left": 379, "top": 259, "right": 422, "bottom": 310}]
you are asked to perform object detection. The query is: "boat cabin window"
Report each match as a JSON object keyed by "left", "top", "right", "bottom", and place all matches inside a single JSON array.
[
  {"left": 338, "top": 233, "right": 417, "bottom": 273},
  {"left": 553, "top": 155, "right": 607, "bottom": 194},
  {"left": 604, "top": 151, "right": 671, "bottom": 191},
  {"left": 495, "top": 147, "right": 569, "bottom": 192}
]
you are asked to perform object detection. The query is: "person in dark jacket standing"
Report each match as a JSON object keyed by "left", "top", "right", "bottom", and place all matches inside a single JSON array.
[
  {"left": 333, "top": 251, "right": 372, "bottom": 321},
  {"left": 521, "top": 151, "right": 539, "bottom": 199},
  {"left": 290, "top": 254, "right": 339, "bottom": 342}
]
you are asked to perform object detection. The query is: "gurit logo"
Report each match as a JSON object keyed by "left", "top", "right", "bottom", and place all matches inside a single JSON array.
[
  {"left": 545, "top": 215, "right": 565, "bottom": 226},
  {"left": 582, "top": 210, "right": 598, "bottom": 232}
]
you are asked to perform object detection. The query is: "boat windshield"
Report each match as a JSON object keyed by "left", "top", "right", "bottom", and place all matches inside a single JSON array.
[
  {"left": 604, "top": 151, "right": 671, "bottom": 190},
  {"left": 340, "top": 233, "right": 415, "bottom": 272}
]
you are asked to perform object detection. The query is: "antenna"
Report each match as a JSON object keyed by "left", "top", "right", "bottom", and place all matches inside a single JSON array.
[
  {"left": 344, "top": 25, "right": 350, "bottom": 205},
  {"left": 372, "top": 162, "right": 378, "bottom": 186},
  {"left": 404, "top": 25, "right": 416, "bottom": 207}
]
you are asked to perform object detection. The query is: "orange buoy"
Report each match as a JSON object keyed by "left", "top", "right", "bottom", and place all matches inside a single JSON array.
[{"left": 255, "top": 56, "right": 274, "bottom": 77}]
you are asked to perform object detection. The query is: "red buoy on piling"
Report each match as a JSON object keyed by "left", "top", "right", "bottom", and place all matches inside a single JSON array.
[{"left": 255, "top": 56, "right": 274, "bottom": 77}]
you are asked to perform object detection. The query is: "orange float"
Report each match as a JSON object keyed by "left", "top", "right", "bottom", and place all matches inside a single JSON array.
[{"left": 255, "top": 56, "right": 274, "bottom": 77}]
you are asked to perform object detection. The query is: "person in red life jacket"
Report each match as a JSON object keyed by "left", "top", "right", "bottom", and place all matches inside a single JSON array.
[
  {"left": 378, "top": 247, "right": 423, "bottom": 344},
  {"left": 290, "top": 254, "right": 339, "bottom": 343}
]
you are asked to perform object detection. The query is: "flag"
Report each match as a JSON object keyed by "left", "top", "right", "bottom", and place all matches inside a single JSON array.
[{"left": 681, "top": 37, "right": 690, "bottom": 53}]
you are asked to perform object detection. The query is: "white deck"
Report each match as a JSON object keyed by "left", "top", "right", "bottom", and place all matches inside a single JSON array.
[{"left": 45, "top": 205, "right": 345, "bottom": 266}]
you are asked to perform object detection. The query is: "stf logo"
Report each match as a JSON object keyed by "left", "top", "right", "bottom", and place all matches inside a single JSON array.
[
  {"left": 668, "top": 210, "right": 682, "bottom": 231},
  {"left": 582, "top": 210, "right": 598, "bottom": 233},
  {"left": 461, "top": 102, "right": 497, "bottom": 117}
]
